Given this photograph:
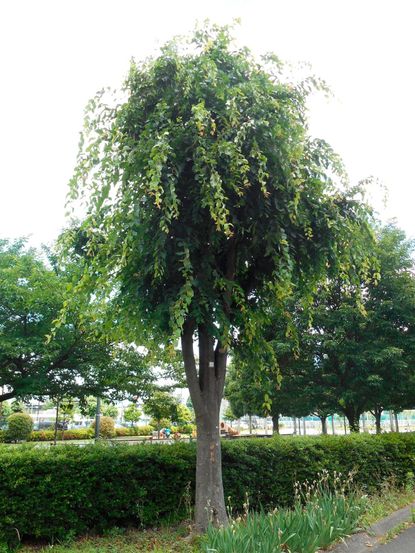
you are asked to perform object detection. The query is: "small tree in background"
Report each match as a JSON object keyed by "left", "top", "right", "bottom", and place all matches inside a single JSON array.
[
  {"left": 6, "top": 412, "right": 33, "bottom": 442},
  {"left": 143, "top": 391, "right": 179, "bottom": 438},
  {"left": 123, "top": 403, "right": 142, "bottom": 427},
  {"left": 174, "top": 403, "right": 193, "bottom": 425}
]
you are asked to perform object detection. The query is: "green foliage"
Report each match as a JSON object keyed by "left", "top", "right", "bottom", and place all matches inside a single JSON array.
[
  {"left": 306, "top": 224, "right": 415, "bottom": 429},
  {"left": 5, "top": 412, "right": 33, "bottom": 442},
  {"left": 64, "top": 23, "right": 374, "bottom": 359},
  {"left": 174, "top": 404, "right": 193, "bottom": 425},
  {"left": 143, "top": 391, "right": 179, "bottom": 430},
  {"left": 223, "top": 406, "right": 238, "bottom": 422},
  {"left": 0, "top": 240, "right": 153, "bottom": 404},
  {"left": 0, "top": 433, "right": 414, "bottom": 544},
  {"left": 175, "top": 423, "right": 196, "bottom": 435},
  {"left": 91, "top": 416, "right": 115, "bottom": 439},
  {"left": 123, "top": 403, "right": 142, "bottom": 426},
  {"left": 204, "top": 473, "right": 365, "bottom": 553},
  {"left": 102, "top": 404, "right": 118, "bottom": 419}
]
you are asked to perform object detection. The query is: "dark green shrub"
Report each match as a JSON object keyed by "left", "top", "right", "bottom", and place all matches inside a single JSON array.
[
  {"left": 0, "top": 433, "right": 414, "bottom": 544},
  {"left": 5, "top": 413, "right": 33, "bottom": 442},
  {"left": 91, "top": 416, "right": 115, "bottom": 438}
]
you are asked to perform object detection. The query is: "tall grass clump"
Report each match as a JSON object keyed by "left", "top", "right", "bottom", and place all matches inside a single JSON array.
[{"left": 204, "top": 471, "right": 366, "bottom": 553}]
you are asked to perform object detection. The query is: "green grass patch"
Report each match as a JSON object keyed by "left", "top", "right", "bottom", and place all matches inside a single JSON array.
[
  {"left": 360, "top": 477, "right": 415, "bottom": 528},
  {"left": 18, "top": 524, "right": 200, "bottom": 552}
]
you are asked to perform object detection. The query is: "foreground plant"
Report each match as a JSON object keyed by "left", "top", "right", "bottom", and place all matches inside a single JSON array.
[{"left": 204, "top": 472, "right": 366, "bottom": 553}]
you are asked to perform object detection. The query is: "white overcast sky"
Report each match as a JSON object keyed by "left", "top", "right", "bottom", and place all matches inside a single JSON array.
[{"left": 1, "top": 0, "right": 414, "bottom": 246}]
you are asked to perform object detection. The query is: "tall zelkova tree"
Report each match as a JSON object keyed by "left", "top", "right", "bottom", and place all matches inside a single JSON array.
[{"left": 65, "top": 25, "right": 374, "bottom": 529}]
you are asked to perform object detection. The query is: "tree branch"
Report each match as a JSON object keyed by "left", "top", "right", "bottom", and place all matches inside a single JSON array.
[{"left": 181, "top": 318, "right": 203, "bottom": 414}]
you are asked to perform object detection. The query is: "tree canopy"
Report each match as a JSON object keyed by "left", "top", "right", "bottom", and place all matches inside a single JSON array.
[{"left": 0, "top": 239, "right": 153, "bottom": 404}]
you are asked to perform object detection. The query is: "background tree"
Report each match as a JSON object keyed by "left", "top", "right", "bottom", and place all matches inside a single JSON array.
[
  {"left": 308, "top": 224, "right": 415, "bottom": 432},
  {"left": 123, "top": 403, "right": 142, "bottom": 426},
  {"left": 174, "top": 403, "right": 193, "bottom": 425},
  {"left": 143, "top": 391, "right": 179, "bottom": 437},
  {"left": 65, "top": 24, "right": 374, "bottom": 529},
  {"left": 0, "top": 239, "right": 155, "bottom": 405}
]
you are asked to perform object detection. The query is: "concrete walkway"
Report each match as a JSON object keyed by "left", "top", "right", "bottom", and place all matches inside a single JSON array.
[
  {"left": 332, "top": 502, "right": 415, "bottom": 553},
  {"left": 372, "top": 524, "right": 415, "bottom": 552}
]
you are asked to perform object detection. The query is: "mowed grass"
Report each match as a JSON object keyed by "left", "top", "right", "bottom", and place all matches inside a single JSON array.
[{"left": 19, "top": 524, "right": 200, "bottom": 553}]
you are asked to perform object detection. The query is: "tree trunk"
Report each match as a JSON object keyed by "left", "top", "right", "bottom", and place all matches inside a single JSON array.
[
  {"left": 389, "top": 411, "right": 395, "bottom": 432},
  {"left": 293, "top": 417, "right": 297, "bottom": 435},
  {"left": 272, "top": 413, "right": 280, "bottom": 435},
  {"left": 248, "top": 414, "right": 252, "bottom": 435},
  {"left": 343, "top": 417, "right": 347, "bottom": 434},
  {"left": 320, "top": 415, "right": 328, "bottom": 435},
  {"left": 53, "top": 399, "right": 60, "bottom": 446},
  {"left": 394, "top": 412, "right": 400, "bottom": 433},
  {"left": 181, "top": 320, "right": 228, "bottom": 531},
  {"left": 371, "top": 408, "right": 382, "bottom": 434},
  {"left": 346, "top": 413, "right": 360, "bottom": 433},
  {"left": 331, "top": 416, "right": 336, "bottom": 435},
  {"left": 298, "top": 418, "right": 302, "bottom": 435},
  {"left": 302, "top": 418, "right": 306, "bottom": 435}
]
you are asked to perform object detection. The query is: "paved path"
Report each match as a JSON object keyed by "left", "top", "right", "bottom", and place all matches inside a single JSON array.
[{"left": 373, "top": 524, "right": 415, "bottom": 552}]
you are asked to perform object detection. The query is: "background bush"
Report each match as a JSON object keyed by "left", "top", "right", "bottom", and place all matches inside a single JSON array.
[
  {"left": 91, "top": 416, "right": 115, "bottom": 438},
  {"left": 5, "top": 413, "right": 33, "bottom": 442},
  {"left": 1, "top": 433, "right": 414, "bottom": 544},
  {"left": 29, "top": 428, "right": 94, "bottom": 442},
  {"left": 175, "top": 423, "right": 196, "bottom": 435},
  {"left": 115, "top": 425, "right": 154, "bottom": 437}
]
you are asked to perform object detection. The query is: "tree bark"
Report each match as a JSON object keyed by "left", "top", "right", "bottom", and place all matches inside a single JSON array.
[
  {"left": 371, "top": 407, "right": 382, "bottom": 434},
  {"left": 272, "top": 413, "right": 280, "bottom": 435},
  {"left": 53, "top": 399, "right": 60, "bottom": 446},
  {"left": 331, "top": 416, "right": 336, "bottom": 435},
  {"left": 302, "top": 418, "right": 306, "bottom": 435},
  {"left": 293, "top": 417, "right": 297, "bottom": 435},
  {"left": 248, "top": 414, "right": 252, "bottom": 435},
  {"left": 389, "top": 411, "right": 395, "bottom": 432},
  {"left": 361, "top": 413, "right": 365, "bottom": 432},
  {"left": 181, "top": 320, "right": 228, "bottom": 531},
  {"left": 320, "top": 415, "right": 328, "bottom": 435},
  {"left": 394, "top": 412, "right": 400, "bottom": 433},
  {"left": 346, "top": 413, "right": 360, "bottom": 433}
]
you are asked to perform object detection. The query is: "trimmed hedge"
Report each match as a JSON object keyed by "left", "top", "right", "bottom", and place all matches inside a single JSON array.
[
  {"left": 115, "top": 425, "right": 154, "bottom": 437},
  {"left": 0, "top": 433, "right": 414, "bottom": 543},
  {"left": 29, "top": 428, "right": 95, "bottom": 442}
]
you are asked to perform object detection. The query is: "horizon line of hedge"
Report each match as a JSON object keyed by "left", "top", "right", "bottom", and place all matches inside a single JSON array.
[{"left": 1, "top": 433, "right": 414, "bottom": 545}]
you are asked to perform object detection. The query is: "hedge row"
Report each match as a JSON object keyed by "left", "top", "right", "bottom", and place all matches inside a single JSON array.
[
  {"left": 0, "top": 426, "right": 157, "bottom": 443},
  {"left": 0, "top": 433, "right": 414, "bottom": 544}
]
